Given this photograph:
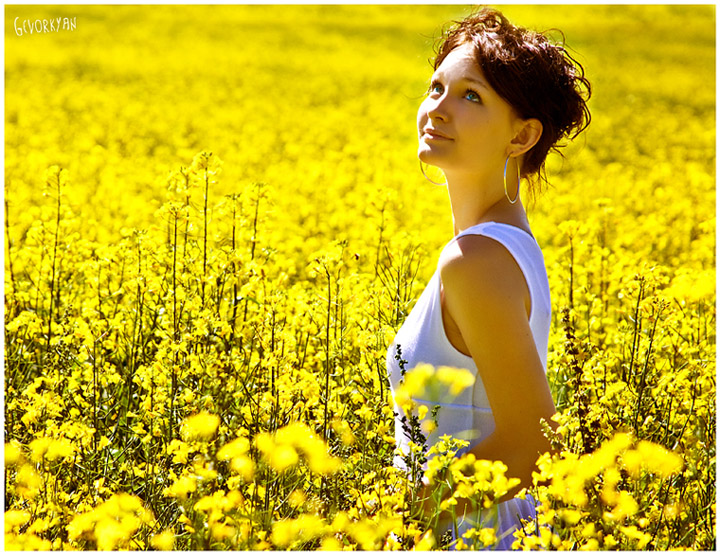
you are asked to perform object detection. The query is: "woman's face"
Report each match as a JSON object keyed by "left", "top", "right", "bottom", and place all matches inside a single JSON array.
[{"left": 417, "top": 42, "right": 520, "bottom": 179}]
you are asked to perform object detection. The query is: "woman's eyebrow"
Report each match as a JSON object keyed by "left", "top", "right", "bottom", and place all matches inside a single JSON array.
[
  {"left": 431, "top": 72, "right": 490, "bottom": 91},
  {"left": 463, "top": 76, "right": 490, "bottom": 90}
]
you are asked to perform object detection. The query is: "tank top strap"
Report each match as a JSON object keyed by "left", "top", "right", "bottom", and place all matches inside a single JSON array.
[
  {"left": 452, "top": 221, "right": 541, "bottom": 265},
  {"left": 454, "top": 221, "right": 535, "bottom": 243}
]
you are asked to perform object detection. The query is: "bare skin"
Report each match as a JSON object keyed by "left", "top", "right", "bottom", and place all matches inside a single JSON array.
[{"left": 415, "top": 42, "right": 556, "bottom": 526}]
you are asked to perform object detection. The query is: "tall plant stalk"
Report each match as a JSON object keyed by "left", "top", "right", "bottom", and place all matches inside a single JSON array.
[
  {"left": 45, "top": 167, "right": 64, "bottom": 353},
  {"left": 5, "top": 190, "right": 17, "bottom": 318},
  {"left": 201, "top": 166, "right": 209, "bottom": 308}
]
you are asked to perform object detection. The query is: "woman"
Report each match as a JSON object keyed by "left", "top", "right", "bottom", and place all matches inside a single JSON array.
[{"left": 386, "top": 7, "right": 591, "bottom": 550}]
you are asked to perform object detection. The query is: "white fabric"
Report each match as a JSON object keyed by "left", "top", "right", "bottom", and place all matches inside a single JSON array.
[
  {"left": 446, "top": 493, "right": 539, "bottom": 550},
  {"left": 385, "top": 221, "right": 552, "bottom": 550}
]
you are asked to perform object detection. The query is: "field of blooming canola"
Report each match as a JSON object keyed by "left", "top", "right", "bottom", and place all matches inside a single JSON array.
[{"left": 4, "top": 5, "right": 715, "bottom": 551}]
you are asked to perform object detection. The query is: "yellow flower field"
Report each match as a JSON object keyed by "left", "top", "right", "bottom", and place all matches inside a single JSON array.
[{"left": 4, "top": 4, "right": 715, "bottom": 550}]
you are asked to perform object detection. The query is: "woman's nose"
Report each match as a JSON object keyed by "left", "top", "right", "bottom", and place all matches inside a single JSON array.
[{"left": 426, "top": 94, "right": 449, "bottom": 122}]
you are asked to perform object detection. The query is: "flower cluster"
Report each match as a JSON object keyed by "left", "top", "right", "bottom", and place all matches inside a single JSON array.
[{"left": 5, "top": 4, "right": 714, "bottom": 551}]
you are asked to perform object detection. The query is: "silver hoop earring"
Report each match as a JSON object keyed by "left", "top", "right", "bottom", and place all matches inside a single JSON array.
[
  {"left": 503, "top": 155, "right": 521, "bottom": 204},
  {"left": 419, "top": 160, "right": 446, "bottom": 186}
]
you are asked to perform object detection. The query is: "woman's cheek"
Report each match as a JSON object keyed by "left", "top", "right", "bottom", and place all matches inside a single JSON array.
[{"left": 416, "top": 110, "right": 427, "bottom": 137}]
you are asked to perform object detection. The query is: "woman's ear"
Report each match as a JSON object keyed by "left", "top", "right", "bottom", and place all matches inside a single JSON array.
[{"left": 510, "top": 118, "right": 543, "bottom": 156}]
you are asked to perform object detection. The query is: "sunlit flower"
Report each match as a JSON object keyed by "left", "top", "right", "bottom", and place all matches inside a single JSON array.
[
  {"left": 162, "top": 475, "right": 197, "bottom": 500},
  {"left": 151, "top": 529, "right": 175, "bottom": 550},
  {"left": 5, "top": 510, "right": 31, "bottom": 533},
  {"left": 4, "top": 442, "right": 23, "bottom": 466},
  {"left": 413, "top": 529, "right": 435, "bottom": 550},
  {"left": 623, "top": 440, "right": 683, "bottom": 478},
  {"left": 181, "top": 412, "right": 220, "bottom": 441},
  {"left": 216, "top": 436, "right": 250, "bottom": 460},
  {"left": 168, "top": 439, "right": 193, "bottom": 464},
  {"left": 29, "top": 436, "right": 74, "bottom": 462},
  {"left": 271, "top": 514, "right": 326, "bottom": 548},
  {"left": 66, "top": 493, "right": 154, "bottom": 550},
  {"left": 619, "top": 525, "right": 652, "bottom": 549}
]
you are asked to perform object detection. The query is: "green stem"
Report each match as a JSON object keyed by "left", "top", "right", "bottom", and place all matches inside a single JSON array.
[
  {"left": 46, "top": 168, "right": 63, "bottom": 353},
  {"left": 202, "top": 168, "right": 209, "bottom": 307},
  {"left": 4, "top": 193, "right": 17, "bottom": 317}
]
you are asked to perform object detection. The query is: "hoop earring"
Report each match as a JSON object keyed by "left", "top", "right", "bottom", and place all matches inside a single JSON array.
[
  {"left": 419, "top": 160, "right": 446, "bottom": 186},
  {"left": 504, "top": 155, "right": 521, "bottom": 204}
]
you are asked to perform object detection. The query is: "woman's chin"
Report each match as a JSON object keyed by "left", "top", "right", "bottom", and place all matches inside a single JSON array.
[{"left": 417, "top": 149, "right": 443, "bottom": 167}]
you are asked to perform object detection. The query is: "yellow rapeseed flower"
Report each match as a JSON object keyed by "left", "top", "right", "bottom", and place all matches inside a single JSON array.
[
  {"left": 29, "top": 436, "right": 74, "bottom": 462},
  {"left": 420, "top": 418, "right": 437, "bottom": 435},
  {"left": 181, "top": 411, "right": 220, "bottom": 441},
  {"left": 271, "top": 514, "right": 326, "bottom": 548},
  {"left": 194, "top": 490, "right": 228, "bottom": 514},
  {"left": 580, "top": 432, "right": 632, "bottom": 479},
  {"left": 666, "top": 268, "right": 715, "bottom": 302},
  {"left": 331, "top": 417, "right": 355, "bottom": 446},
  {"left": 211, "top": 522, "right": 236, "bottom": 541},
  {"left": 626, "top": 440, "right": 683, "bottom": 478},
  {"left": 413, "top": 529, "right": 435, "bottom": 550},
  {"left": 230, "top": 455, "right": 255, "bottom": 481},
  {"left": 606, "top": 491, "right": 639, "bottom": 521},
  {"left": 255, "top": 431, "right": 274, "bottom": 454},
  {"left": 66, "top": 493, "right": 153, "bottom": 550},
  {"left": 477, "top": 527, "right": 498, "bottom": 548},
  {"left": 320, "top": 535, "right": 343, "bottom": 550},
  {"left": 395, "top": 364, "right": 475, "bottom": 406},
  {"left": 355, "top": 405, "right": 374, "bottom": 421},
  {"left": 168, "top": 439, "right": 192, "bottom": 464},
  {"left": 601, "top": 467, "right": 621, "bottom": 505},
  {"left": 603, "top": 534, "right": 619, "bottom": 548},
  {"left": 289, "top": 489, "right": 307, "bottom": 508},
  {"left": 217, "top": 436, "right": 250, "bottom": 460},
  {"left": 5, "top": 531, "right": 52, "bottom": 551},
  {"left": 270, "top": 444, "right": 300, "bottom": 472},
  {"left": 579, "top": 538, "right": 600, "bottom": 551},
  {"left": 5, "top": 509, "right": 31, "bottom": 532},
  {"left": 417, "top": 404, "right": 429, "bottom": 421},
  {"left": 463, "top": 526, "right": 497, "bottom": 548},
  {"left": 580, "top": 522, "right": 596, "bottom": 539},
  {"left": 275, "top": 422, "right": 342, "bottom": 475},
  {"left": 4, "top": 442, "right": 23, "bottom": 466},
  {"left": 435, "top": 366, "right": 475, "bottom": 395},
  {"left": 178, "top": 514, "right": 195, "bottom": 534},
  {"left": 151, "top": 529, "right": 175, "bottom": 551},
  {"left": 15, "top": 464, "right": 42, "bottom": 499},
  {"left": 560, "top": 508, "right": 582, "bottom": 525},
  {"left": 270, "top": 519, "right": 295, "bottom": 548},
  {"left": 163, "top": 475, "right": 197, "bottom": 499},
  {"left": 394, "top": 364, "right": 434, "bottom": 404},
  {"left": 95, "top": 518, "right": 128, "bottom": 551},
  {"left": 619, "top": 525, "right": 652, "bottom": 549}
]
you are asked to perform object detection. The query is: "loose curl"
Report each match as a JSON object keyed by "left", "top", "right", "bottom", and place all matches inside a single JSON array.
[{"left": 433, "top": 7, "right": 591, "bottom": 192}]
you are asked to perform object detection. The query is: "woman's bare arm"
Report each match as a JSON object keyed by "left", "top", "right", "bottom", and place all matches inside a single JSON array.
[{"left": 438, "top": 233, "right": 556, "bottom": 493}]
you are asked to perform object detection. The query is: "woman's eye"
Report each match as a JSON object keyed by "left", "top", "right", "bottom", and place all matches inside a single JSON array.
[
  {"left": 465, "top": 89, "right": 481, "bottom": 103},
  {"left": 429, "top": 81, "right": 443, "bottom": 95}
]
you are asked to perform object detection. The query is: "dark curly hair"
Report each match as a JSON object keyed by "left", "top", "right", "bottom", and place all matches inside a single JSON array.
[{"left": 433, "top": 7, "right": 591, "bottom": 191}]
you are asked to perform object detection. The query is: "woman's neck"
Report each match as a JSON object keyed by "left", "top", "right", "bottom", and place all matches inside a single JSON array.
[{"left": 444, "top": 169, "right": 529, "bottom": 235}]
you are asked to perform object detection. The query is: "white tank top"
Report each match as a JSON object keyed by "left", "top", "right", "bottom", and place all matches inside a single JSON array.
[{"left": 386, "top": 221, "right": 552, "bottom": 470}]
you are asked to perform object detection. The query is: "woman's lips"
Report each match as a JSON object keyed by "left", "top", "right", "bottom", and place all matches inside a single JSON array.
[{"left": 422, "top": 128, "right": 453, "bottom": 140}]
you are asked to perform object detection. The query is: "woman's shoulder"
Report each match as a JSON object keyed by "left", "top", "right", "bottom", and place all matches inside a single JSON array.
[
  {"left": 438, "top": 227, "right": 533, "bottom": 328},
  {"left": 439, "top": 231, "right": 528, "bottom": 301},
  {"left": 439, "top": 231, "right": 502, "bottom": 269},
  {"left": 440, "top": 221, "right": 533, "bottom": 266}
]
